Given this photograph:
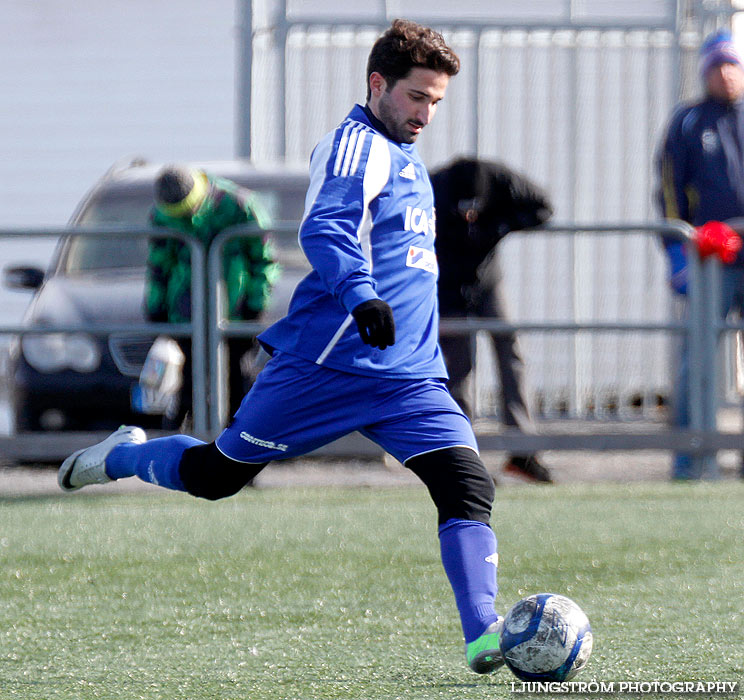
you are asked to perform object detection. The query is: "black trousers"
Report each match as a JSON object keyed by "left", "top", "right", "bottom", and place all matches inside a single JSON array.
[{"left": 439, "top": 254, "right": 534, "bottom": 432}]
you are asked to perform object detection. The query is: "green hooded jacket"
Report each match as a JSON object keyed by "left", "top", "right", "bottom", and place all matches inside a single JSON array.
[{"left": 145, "top": 174, "right": 279, "bottom": 324}]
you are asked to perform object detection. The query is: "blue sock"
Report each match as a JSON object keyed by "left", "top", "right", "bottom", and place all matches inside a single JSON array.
[
  {"left": 439, "top": 518, "right": 500, "bottom": 643},
  {"left": 105, "top": 435, "right": 204, "bottom": 491}
]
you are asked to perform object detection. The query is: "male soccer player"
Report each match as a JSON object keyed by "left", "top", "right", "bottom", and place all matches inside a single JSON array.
[{"left": 59, "top": 19, "right": 504, "bottom": 674}]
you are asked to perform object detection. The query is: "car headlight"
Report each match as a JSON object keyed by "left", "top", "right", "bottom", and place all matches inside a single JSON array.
[
  {"left": 21, "top": 333, "right": 101, "bottom": 373},
  {"left": 66, "top": 333, "right": 102, "bottom": 372}
]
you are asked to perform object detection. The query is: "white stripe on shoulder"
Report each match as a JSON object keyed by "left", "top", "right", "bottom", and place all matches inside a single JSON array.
[
  {"left": 333, "top": 122, "right": 371, "bottom": 177},
  {"left": 340, "top": 126, "right": 360, "bottom": 177},
  {"left": 349, "top": 128, "right": 367, "bottom": 176},
  {"left": 341, "top": 127, "right": 365, "bottom": 177},
  {"left": 333, "top": 123, "right": 353, "bottom": 176}
]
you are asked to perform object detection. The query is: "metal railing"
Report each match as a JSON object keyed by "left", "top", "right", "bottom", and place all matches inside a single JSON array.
[
  {"left": 2, "top": 219, "right": 740, "bottom": 477},
  {"left": 433, "top": 222, "right": 720, "bottom": 478},
  {"left": 207, "top": 219, "right": 735, "bottom": 478},
  {"left": 206, "top": 222, "right": 295, "bottom": 432}
]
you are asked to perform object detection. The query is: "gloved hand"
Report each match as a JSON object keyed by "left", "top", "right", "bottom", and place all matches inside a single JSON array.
[
  {"left": 663, "top": 240, "right": 687, "bottom": 295},
  {"left": 352, "top": 299, "right": 395, "bottom": 350},
  {"left": 695, "top": 221, "right": 742, "bottom": 264}
]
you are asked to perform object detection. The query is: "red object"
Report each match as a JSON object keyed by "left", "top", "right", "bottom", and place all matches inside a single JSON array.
[{"left": 695, "top": 221, "right": 742, "bottom": 264}]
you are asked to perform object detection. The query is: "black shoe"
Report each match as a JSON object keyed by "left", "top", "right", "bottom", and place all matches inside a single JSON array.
[{"left": 503, "top": 455, "right": 553, "bottom": 483}]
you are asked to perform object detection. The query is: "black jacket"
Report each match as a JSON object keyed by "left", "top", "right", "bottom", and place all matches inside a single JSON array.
[{"left": 431, "top": 158, "right": 553, "bottom": 314}]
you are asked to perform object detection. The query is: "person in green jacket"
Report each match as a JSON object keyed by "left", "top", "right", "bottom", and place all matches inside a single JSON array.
[{"left": 145, "top": 165, "right": 278, "bottom": 427}]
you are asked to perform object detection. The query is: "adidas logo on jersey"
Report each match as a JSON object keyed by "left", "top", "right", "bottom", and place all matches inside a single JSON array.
[{"left": 399, "top": 163, "right": 416, "bottom": 180}]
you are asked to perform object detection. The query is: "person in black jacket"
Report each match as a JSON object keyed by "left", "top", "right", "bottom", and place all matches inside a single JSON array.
[{"left": 431, "top": 157, "right": 553, "bottom": 483}]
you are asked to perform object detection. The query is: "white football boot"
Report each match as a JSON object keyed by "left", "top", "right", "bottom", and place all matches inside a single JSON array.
[{"left": 58, "top": 425, "right": 146, "bottom": 492}]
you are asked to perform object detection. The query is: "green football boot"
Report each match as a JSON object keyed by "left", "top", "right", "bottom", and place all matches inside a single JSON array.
[{"left": 466, "top": 618, "right": 504, "bottom": 674}]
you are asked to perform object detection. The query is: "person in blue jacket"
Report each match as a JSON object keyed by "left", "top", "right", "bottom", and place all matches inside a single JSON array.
[
  {"left": 657, "top": 29, "right": 744, "bottom": 479},
  {"left": 58, "top": 19, "right": 507, "bottom": 675}
]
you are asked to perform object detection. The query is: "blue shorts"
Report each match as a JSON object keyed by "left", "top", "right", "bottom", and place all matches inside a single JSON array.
[{"left": 216, "top": 351, "right": 478, "bottom": 465}]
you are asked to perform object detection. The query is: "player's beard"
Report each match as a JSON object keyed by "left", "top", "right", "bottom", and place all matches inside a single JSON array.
[{"left": 376, "top": 92, "right": 422, "bottom": 144}]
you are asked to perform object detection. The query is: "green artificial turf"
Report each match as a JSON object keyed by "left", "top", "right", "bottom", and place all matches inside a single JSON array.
[{"left": 0, "top": 482, "right": 742, "bottom": 699}]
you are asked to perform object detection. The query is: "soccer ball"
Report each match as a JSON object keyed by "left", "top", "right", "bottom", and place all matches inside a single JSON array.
[{"left": 499, "top": 593, "right": 593, "bottom": 681}]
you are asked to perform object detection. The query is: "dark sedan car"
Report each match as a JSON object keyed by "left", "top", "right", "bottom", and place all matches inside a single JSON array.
[{"left": 4, "top": 159, "right": 309, "bottom": 431}]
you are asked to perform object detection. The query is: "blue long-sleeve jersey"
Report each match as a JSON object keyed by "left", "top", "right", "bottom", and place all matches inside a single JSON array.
[
  {"left": 258, "top": 104, "right": 447, "bottom": 379},
  {"left": 657, "top": 96, "right": 744, "bottom": 225},
  {"left": 656, "top": 96, "right": 744, "bottom": 292}
]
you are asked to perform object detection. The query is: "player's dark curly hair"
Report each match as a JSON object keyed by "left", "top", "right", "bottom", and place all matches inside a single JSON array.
[{"left": 366, "top": 19, "right": 460, "bottom": 101}]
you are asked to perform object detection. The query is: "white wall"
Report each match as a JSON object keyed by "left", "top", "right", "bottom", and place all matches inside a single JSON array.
[
  {"left": 0, "top": 0, "right": 238, "bottom": 229},
  {"left": 0, "top": 0, "right": 239, "bottom": 327}
]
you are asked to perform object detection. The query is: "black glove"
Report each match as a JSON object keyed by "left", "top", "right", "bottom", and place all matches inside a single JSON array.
[{"left": 352, "top": 299, "right": 395, "bottom": 350}]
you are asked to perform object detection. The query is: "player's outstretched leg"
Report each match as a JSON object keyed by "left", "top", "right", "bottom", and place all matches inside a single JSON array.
[
  {"left": 59, "top": 426, "right": 264, "bottom": 499},
  {"left": 405, "top": 446, "right": 504, "bottom": 673},
  {"left": 59, "top": 426, "right": 202, "bottom": 493}
]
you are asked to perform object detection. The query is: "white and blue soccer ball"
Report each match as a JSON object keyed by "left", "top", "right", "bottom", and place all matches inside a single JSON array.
[{"left": 499, "top": 593, "right": 593, "bottom": 682}]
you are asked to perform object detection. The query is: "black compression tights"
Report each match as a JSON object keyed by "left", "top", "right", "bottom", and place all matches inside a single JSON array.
[
  {"left": 405, "top": 446, "right": 495, "bottom": 525},
  {"left": 178, "top": 442, "right": 267, "bottom": 500}
]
